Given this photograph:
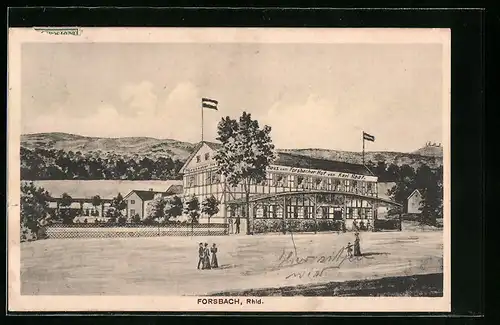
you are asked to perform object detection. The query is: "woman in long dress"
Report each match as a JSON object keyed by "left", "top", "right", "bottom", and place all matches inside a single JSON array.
[
  {"left": 353, "top": 232, "right": 362, "bottom": 256},
  {"left": 210, "top": 243, "right": 219, "bottom": 268},
  {"left": 202, "top": 243, "right": 211, "bottom": 270}
]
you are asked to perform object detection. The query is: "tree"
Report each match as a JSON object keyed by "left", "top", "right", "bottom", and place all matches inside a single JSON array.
[
  {"left": 20, "top": 182, "right": 51, "bottom": 240},
  {"left": 163, "top": 195, "right": 183, "bottom": 223},
  {"left": 418, "top": 166, "right": 443, "bottom": 226},
  {"left": 184, "top": 195, "right": 200, "bottom": 234},
  {"left": 59, "top": 192, "right": 73, "bottom": 224},
  {"left": 111, "top": 193, "right": 127, "bottom": 212},
  {"left": 91, "top": 194, "right": 103, "bottom": 218},
  {"left": 145, "top": 196, "right": 166, "bottom": 224},
  {"left": 202, "top": 195, "right": 220, "bottom": 229},
  {"left": 213, "top": 112, "right": 276, "bottom": 235}
]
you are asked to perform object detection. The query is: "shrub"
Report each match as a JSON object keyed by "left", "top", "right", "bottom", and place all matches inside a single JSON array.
[
  {"left": 131, "top": 214, "right": 141, "bottom": 224},
  {"left": 253, "top": 218, "right": 342, "bottom": 233},
  {"left": 254, "top": 219, "right": 284, "bottom": 234},
  {"left": 374, "top": 219, "right": 401, "bottom": 230}
]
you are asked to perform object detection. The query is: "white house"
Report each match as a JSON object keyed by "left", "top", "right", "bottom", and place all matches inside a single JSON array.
[{"left": 407, "top": 189, "right": 423, "bottom": 214}]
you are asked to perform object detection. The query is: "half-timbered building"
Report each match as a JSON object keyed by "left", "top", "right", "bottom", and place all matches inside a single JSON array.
[{"left": 179, "top": 141, "right": 401, "bottom": 234}]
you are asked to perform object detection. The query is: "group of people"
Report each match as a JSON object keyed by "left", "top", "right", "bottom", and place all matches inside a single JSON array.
[
  {"left": 197, "top": 243, "right": 219, "bottom": 270},
  {"left": 346, "top": 232, "right": 362, "bottom": 258}
]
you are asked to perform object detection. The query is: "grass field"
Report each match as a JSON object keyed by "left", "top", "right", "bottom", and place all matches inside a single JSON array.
[{"left": 20, "top": 231, "right": 443, "bottom": 296}]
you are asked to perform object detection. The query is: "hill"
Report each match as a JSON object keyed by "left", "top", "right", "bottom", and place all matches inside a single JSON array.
[
  {"left": 20, "top": 133, "right": 443, "bottom": 181},
  {"left": 278, "top": 148, "right": 442, "bottom": 169},
  {"left": 412, "top": 145, "right": 443, "bottom": 158},
  {"left": 21, "top": 133, "right": 196, "bottom": 161}
]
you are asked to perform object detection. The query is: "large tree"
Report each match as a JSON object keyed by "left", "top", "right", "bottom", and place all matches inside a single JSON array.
[
  {"left": 418, "top": 165, "right": 443, "bottom": 226},
  {"left": 20, "top": 182, "right": 51, "bottom": 239},
  {"left": 213, "top": 112, "right": 276, "bottom": 235}
]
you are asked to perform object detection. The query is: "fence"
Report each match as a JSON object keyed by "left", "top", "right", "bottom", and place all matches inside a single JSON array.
[{"left": 45, "top": 223, "right": 229, "bottom": 239}]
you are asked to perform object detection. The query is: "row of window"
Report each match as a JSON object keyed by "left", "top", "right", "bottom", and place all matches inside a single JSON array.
[
  {"left": 231, "top": 205, "right": 373, "bottom": 219},
  {"left": 186, "top": 171, "right": 221, "bottom": 188},
  {"left": 185, "top": 171, "right": 377, "bottom": 196},
  {"left": 196, "top": 152, "right": 211, "bottom": 163}
]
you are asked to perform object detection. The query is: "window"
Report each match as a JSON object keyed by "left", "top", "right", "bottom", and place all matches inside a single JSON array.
[
  {"left": 297, "top": 176, "right": 305, "bottom": 188},
  {"left": 188, "top": 175, "right": 195, "bottom": 187},
  {"left": 206, "top": 171, "right": 212, "bottom": 185},
  {"left": 130, "top": 209, "right": 136, "bottom": 216},
  {"left": 315, "top": 178, "right": 323, "bottom": 189},
  {"left": 204, "top": 153, "right": 210, "bottom": 160},
  {"left": 196, "top": 155, "right": 201, "bottom": 163},
  {"left": 130, "top": 200, "right": 135, "bottom": 204},
  {"left": 345, "top": 180, "right": 351, "bottom": 192},
  {"left": 367, "top": 183, "right": 373, "bottom": 195}
]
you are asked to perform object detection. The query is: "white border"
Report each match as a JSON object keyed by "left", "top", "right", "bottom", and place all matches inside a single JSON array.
[{"left": 7, "top": 27, "right": 451, "bottom": 312}]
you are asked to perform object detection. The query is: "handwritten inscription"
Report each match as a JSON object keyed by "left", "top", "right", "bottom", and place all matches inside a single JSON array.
[
  {"left": 34, "top": 27, "right": 81, "bottom": 36},
  {"left": 277, "top": 247, "right": 368, "bottom": 279}
]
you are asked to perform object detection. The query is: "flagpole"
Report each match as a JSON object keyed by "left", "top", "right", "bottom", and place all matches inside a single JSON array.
[
  {"left": 362, "top": 133, "right": 365, "bottom": 166},
  {"left": 201, "top": 99, "right": 204, "bottom": 142}
]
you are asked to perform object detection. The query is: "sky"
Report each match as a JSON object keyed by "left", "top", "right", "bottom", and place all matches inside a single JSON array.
[{"left": 21, "top": 42, "right": 444, "bottom": 152}]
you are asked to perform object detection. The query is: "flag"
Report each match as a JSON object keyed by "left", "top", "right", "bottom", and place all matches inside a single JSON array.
[
  {"left": 363, "top": 132, "right": 375, "bottom": 142},
  {"left": 202, "top": 98, "right": 218, "bottom": 110}
]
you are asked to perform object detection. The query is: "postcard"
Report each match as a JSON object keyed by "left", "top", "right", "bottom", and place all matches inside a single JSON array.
[{"left": 7, "top": 27, "right": 451, "bottom": 312}]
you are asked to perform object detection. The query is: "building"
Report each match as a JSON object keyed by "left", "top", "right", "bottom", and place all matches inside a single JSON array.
[
  {"left": 407, "top": 189, "right": 423, "bottom": 214},
  {"left": 123, "top": 185, "right": 184, "bottom": 220},
  {"left": 179, "top": 141, "right": 401, "bottom": 234}
]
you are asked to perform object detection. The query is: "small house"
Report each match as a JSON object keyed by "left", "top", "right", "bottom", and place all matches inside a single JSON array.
[
  {"left": 123, "top": 189, "right": 170, "bottom": 220},
  {"left": 407, "top": 189, "right": 423, "bottom": 214}
]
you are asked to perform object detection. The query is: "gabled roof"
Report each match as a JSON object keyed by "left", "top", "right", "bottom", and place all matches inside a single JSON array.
[
  {"left": 165, "top": 184, "right": 183, "bottom": 195},
  {"left": 204, "top": 141, "right": 222, "bottom": 151},
  {"left": 124, "top": 190, "right": 165, "bottom": 201},
  {"left": 179, "top": 141, "right": 374, "bottom": 177},
  {"left": 179, "top": 141, "right": 219, "bottom": 174},
  {"left": 407, "top": 189, "right": 422, "bottom": 200}
]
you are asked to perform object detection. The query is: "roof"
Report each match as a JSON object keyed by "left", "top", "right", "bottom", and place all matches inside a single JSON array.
[
  {"left": 25, "top": 180, "right": 183, "bottom": 200},
  {"left": 180, "top": 141, "right": 373, "bottom": 177},
  {"left": 179, "top": 141, "right": 221, "bottom": 174},
  {"left": 165, "top": 184, "right": 183, "bottom": 195},
  {"left": 126, "top": 190, "right": 165, "bottom": 201},
  {"left": 204, "top": 141, "right": 222, "bottom": 151},
  {"left": 275, "top": 152, "right": 374, "bottom": 176},
  {"left": 407, "top": 189, "right": 423, "bottom": 200},
  {"left": 226, "top": 190, "right": 403, "bottom": 207}
]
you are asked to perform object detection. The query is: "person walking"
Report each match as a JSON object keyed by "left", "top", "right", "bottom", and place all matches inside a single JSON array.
[
  {"left": 235, "top": 215, "right": 241, "bottom": 234},
  {"left": 353, "top": 232, "right": 362, "bottom": 257},
  {"left": 210, "top": 243, "right": 219, "bottom": 268},
  {"left": 202, "top": 243, "right": 211, "bottom": 270},
  {"left": 197, "top": 242, "right": 204, "bottom": 270}
]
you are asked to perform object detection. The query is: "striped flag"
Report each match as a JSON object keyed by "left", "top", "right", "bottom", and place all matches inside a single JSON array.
[
  {"left": 363, "top": 132, "right": 375, "bottom": 142},
  {"left": 202, "top": 98, "right": 218, "bottom": 110}
]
